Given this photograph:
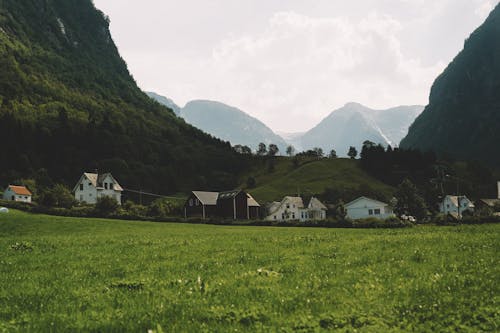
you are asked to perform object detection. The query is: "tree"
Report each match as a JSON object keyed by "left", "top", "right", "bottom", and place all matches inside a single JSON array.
[
  {"left": 348, "top": 146, "right": 358, "bottom": 159},
  {"left": 313, "top": 147, "right": 324, "bottom": 158},
  {"left": 246, "top": 176, "right": 256, "bottom": 189},
  {"left": 394, "top": 179, "right": 428, "bottom": 220},
  {"left": 94, "top": 196, "right": 119, "bottom": 217},
  {"left": 329, "top": 149, "right": 337, "bottom": 159},
  {"left": 39, "top": 184, "right": 76, "bottom": 208},
  {"left": 148, "top": 198, "right": 175, "bottom": 218},
  {"left": 268, "top": 144, "right": 279, "bottom": 157},
  {"left": 286, "top": 145, "right": 295, "bottom": 156},
  {"left": 234, "top": 145, "right": 252, "bottom": 155},
  {"left": 257, "top": 143, "right": 267, "bottom": 156}
]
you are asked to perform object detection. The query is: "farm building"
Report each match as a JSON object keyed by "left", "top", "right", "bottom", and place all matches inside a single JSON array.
[
  {"left": 72, "top": 172, "right": 123, "bottom": 205},
  {"left": 184, "top": 190, "right": 260, "bottom": 220},
  {"left": 2, "top": 185, "right": 32, "bottom": 203},
  {"left": 439, "top": 195, "right": 474, "bottom": 218},
  {"left": 265, "top": 196, "right": 327, "bottom": 222},
  {"left": 345, "top": 196, "right": 395, "bottom": 220}
]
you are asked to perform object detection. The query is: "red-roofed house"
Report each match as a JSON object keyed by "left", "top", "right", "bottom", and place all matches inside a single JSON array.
[{"left": 3, "top": 185, "right": 32, "bottom": 203}]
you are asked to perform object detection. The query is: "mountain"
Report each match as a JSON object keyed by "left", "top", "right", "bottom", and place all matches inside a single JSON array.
[
  {"left": 401, "top": 4, "right": 500, "bottom": 166},
  {"left": 148, "top": 93, "right": 288, "bottom": 153},
  {"left": 299, "top": 103, "right": 423, "bottom": 156},
  {"left": 145, "top": 92, "right": 181, "bottom": 116},
  {"left": 0, "top": 0, "right": 249, "bottom": 193}
]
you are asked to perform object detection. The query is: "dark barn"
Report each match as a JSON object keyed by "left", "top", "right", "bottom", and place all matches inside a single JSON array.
[{"left": 184, "top": 190, "right": 260, "bottom": 220}]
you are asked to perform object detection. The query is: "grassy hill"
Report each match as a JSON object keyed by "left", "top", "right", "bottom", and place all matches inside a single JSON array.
[
  {"left": 0, "top": 210, "right": 498, "bottom": 331},
  {"left": 242, "top": 157, "right": 395, "bottom": 203}
]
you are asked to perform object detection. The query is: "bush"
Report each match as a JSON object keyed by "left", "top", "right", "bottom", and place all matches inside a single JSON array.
[{"left": 94, "top": 196, "right": 119, "bottom": 217}]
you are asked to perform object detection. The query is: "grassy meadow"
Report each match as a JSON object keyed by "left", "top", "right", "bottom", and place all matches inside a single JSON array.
[
  {"left": 243, "top": 158, "right": 394, "bottom": 202},
  {"left": 0, "top": 210, "right": 498, "bottom": 332}
]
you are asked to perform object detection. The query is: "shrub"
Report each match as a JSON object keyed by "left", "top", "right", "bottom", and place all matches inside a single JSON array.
[{"left": 94, "top": 196, "right": 119, "bottom": 217}]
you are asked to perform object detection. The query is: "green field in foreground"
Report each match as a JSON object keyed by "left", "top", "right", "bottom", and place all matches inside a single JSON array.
[{"left": 0, "top": 211, "right": 498, "bottom": 332}]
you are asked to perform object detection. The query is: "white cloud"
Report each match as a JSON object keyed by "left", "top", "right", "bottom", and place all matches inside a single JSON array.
[{"left": 189, "top": 11, "right": 445, "bottom": 131}]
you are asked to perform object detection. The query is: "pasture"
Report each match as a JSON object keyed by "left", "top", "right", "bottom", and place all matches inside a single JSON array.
[{"left": 0, "top": 210, "right": 498, "bottom": 332}]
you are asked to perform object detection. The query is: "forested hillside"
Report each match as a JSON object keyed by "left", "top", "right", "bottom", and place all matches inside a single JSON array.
[
  {"left": 0, "top": 0, "right": 250, "bottom": 193},
  {"left": 401, "top": 4, "right": 500, "bottom": 166}
]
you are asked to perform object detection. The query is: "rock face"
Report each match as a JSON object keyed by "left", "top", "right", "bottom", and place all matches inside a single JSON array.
[
  {"left": 0, "top": 0, "right": 248, "bottom": 191},
  {"left": 401, "top": 4, "right": 500, "bottom": 166},
  {"left": 299, "top": 103, "right": 423, "bottom": 156}
]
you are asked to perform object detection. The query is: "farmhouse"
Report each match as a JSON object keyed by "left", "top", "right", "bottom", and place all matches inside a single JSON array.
[
  {"left": 72, "top": 172, "right": 123, "bottom": 205},
  {"left": 439, "top": 195, "right": 474, "bottom": 217},
  {"left": 265, "top": 196, "right": 327, "bottom": 222},
  {"left": 2, "top": 185, "right": 32, "bottom": 203},
  {"left": 345, "top": 196, "right": 395, "bottom": 220},
  {"left": 184, "top": 190, "right": 260, "bottom": 220}
]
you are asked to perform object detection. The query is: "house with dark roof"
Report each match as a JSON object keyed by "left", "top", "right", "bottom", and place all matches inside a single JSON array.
[
  {"left": 184, "top": 190, "right": 260, "bottom": 220},
  {"left": 2, "top": 185, "right": 32, "bottom": 203},
  {"left": 72, "top": 172, "right": 123, "bottom": 205}
]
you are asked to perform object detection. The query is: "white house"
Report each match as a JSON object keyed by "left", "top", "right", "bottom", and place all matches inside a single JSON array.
[
  {"left": 345, "top": 196, "right": 395, "bottom": 220},
  {"left": 265, "top": 196, "right": 327, "bottom": 222},
  {"left": 439, "top": 195, "right": 474, "bottom": 218},
  {"left": 72, "top": 172, "right": 123, "bottom": 205},
  {"left": 2, "top": 185, "right": 32, "bottom": 203}
]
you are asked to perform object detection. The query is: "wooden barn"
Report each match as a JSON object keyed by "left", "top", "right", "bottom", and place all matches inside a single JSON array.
[{"left": 184, "top": 190, "right": 260, "bottom": 220}]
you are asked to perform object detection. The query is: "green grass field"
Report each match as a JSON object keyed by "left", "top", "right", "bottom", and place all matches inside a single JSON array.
[
  {"left": 243, "top": 158, "right": 394, "bottom": 202},
  {"left": 0, "top": 210, "right": 498, "bottom": 332}
]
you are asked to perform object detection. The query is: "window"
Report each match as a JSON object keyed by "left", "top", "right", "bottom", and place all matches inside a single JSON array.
[
  {"left": 110, "top": 183, "right": 114, "bottom": 189},
  {"left": 282, "top": 214, "right": 285, "bottom": 220},
  {"left": 195, "top": 199, "right": 199, "bottom": 206},
  {"left": 80, "top": 184, "right": 83, "bottom": 191},
  {"left": 89, "top": 193, "right": 92, "bottom": 197},
  {"left": 104, "top": 183, "right": 108, "bottom": 190},
  {"left": 274, "top": 216, "right": 277, "bottom": 220},
  {"left": 374, "top": 209, "right": 381, "bottom": 215},
  {"left": 447, "top": 204, "right": 450, "bottom": 208},
  {"left": 301, "top": 212, "right": 304, "bottom": 219},
  {"left": 293, "top": 204, "right": 295, "bottom": 208},
  {"left": 369, "top": 209, "right": 373, "bottom": 215},
  {"left": 286, "top": 204, "right": 290, "bottom": 209},
  {"left": 189, "top": 199, "right": 193, "bottom": 206},
  {"left": 11, "top": 195, "right": 14, "bottom": 201},
  {"left": 88, "top": 183, "right": 92, "bottom": 186},
  {"left": 292, "top": 213, "right": 295, "bottom": 219}
]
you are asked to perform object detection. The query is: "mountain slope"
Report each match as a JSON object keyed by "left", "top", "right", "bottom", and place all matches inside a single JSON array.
[
  {"left": 145, "top": 91, "right": 181, "bottom": 115},
  {"left": 401, "top": 4, "right": 500, "bottom": 166},
  {"left": 0, "top": 0, "right": 249, "bottom": 193},
  {"left": 300, "top": 103, "right": 423, "bottom": 155},
  {"left": 181, "top": 100, "right": 289, "bottom": 152}
]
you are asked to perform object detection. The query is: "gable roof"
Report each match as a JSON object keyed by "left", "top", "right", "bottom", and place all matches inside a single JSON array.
[
  {"left": 192, "top": 191, "right": 219, "bottom": 205},
  {"left": 283, "top": 196, "right": 305, "bottom": 208},
  {"left": 308, "top": 197, "right": 327, "bottom": 210},
  {"left": 7, "top": 185, "right": 32, "bottom": 196},
  {"left": 73, "top": 172, "right": 123, "bottom": 193},
  {"left": 247, "top": 193, "right": 260, "bottom": 207},
  {"left": 345, "top": 196, "right": 389, "bottom": 208}
]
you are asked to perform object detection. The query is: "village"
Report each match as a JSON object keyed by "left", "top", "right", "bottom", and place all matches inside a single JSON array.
[{"left": 2, "top": 170, "right": 499, "bottom": 224}]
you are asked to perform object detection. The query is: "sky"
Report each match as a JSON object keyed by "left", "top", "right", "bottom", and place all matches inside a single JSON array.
[{"left": 93, "top": 0, "right": 497, "bottom": 133}]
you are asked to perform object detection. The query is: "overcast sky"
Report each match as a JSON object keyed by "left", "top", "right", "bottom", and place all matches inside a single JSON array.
[{"left": 93, "top": 0, "right": 497, "bottom": 132}]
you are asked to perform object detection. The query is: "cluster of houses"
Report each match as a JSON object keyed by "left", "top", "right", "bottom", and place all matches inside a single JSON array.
[{"left": 2, "top": 172, "right": 500, "bottom": 221}]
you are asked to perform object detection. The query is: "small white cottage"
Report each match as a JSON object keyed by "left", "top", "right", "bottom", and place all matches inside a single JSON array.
[
  {"left": 265, "top": 196, "right": 327, "bottom": 222},
  {"left": 344, "top": 196, "right": 395, "bottom": 220},
  {"left": 2, "top": 185, "right": 32, "bottom": 203},
  {"left": 439, "top": 195, "right": 474, "bottom": 217},
  {"left": 72, "top": 172, "right": 123, "bottom": 205}
]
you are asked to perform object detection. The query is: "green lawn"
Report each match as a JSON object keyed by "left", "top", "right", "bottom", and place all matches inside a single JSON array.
[
  {"left": 0, "top": 210, "right": 498, "bottom": 332},
  {"left": 243, "top": 158, "right": 394, "bottom": 202}
]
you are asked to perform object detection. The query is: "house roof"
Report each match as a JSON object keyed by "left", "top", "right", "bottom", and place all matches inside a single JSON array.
[
  {"left": 308, "top": 197, "right": 327, "bottom": 210},
  {"left": 7, "top": 185, "right": 32, "bottom": 196},
  {"left": 477, "top": 199, "right": 500, "bottom": 207},
  {"left": 247, "top": 194, "right": 260, "bottom": 207},
  {"left": 192, "top": 191, "right": 219, "bottom": 205},
  {"left": 345, "top": 196, "right": 389, "bottom": 208},
  {"left": 284, "top": 196, "right": 305, "bottom": 208},
  {"left": 73, "top": 172, "right": 123, "bottom": 193}
]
